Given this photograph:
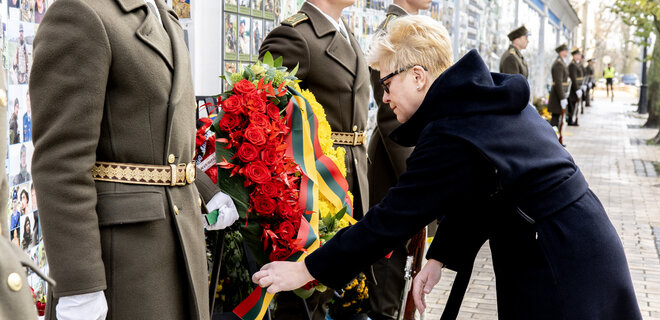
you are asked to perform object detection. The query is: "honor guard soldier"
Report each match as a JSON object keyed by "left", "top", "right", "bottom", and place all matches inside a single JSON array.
[
  {"left": 584, "top": 59, "right": 595, "bottom": 107},
  {"left": 547, "top": 44, "right": 570, "bottom": 144},
  {"left": 30, "top": 1, "right": 237, "bottom": 319},
  {"left": 499, "top": 25, "right": 529, "bottom": 78},
  {"left": 259, "top": 0, "right": 370, "bottom": 318},
  {"left": 567, "top": 48, "right": 584, "bottom": 126}
]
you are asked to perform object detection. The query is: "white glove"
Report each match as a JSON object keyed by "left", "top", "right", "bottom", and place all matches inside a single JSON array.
[
  {"left": 56, "top": 291, "right": 108, "bottom": 320},
  {"left": 204, "top": 191, "right": 239, "bottom": 230},
  {"left": 581, "top": 85, "right": 587, "bottom": 92},
  {"left": 588, "top": 82, "right": 593, "bottom": 89},
  {"left": 576, "top": 89, "right": 582, "bottom": 98},
  {"left": 560, "top": 99, "right": 568, "bottom": 110}
]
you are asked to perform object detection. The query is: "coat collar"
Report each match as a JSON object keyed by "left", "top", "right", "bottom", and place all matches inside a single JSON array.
[
  {"left": 115, "top": 0, "right": 146, "bottom": 12},
  {"left": 508, "top": 45, "right": 523, "bottom": 60},
  {"left": 135, "top": 0, "right": 174, "bottom": 70},
  {"left": 300, "top": 2, "right": 340, "bottom": 38},
  {"left": 386, "top": 4, "right": 408, "bottom": 16}
]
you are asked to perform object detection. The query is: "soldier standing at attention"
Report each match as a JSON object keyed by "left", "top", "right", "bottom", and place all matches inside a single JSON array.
[
  {"left": 567, "top": 48, "right": 584, "bottom": 126},
  {"left": 584, "top": 58, "right": 595, "bottom": 107},
  {"left": 259, "top": 0, "right": 370, "bottom": 318},
  {"left": 367, "top": 1, "right": 432, "bottom": 319},
  {"left": 499, "top": 25, "right": 529, "bottom": 78},
  {"left": 547, "top": 44, "right": 569, "bottom": 143}
]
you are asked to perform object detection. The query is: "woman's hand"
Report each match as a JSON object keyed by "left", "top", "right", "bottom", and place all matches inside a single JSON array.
[
  {"left": 412, "top": 259, "right": 444, "bottom": 314},
  {"left": 252, "top": 261, "right": 315, "bottom": 294}
]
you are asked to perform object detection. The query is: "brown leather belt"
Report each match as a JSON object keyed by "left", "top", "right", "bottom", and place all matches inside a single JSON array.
[
  {"left": 91, "top": 161, "right": 196, "bottom": 186},
  {"left": 331, "top": 131, "right": 365, "bottom": 146}
]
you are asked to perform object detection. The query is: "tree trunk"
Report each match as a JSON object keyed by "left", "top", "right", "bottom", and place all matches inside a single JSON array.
[{"left": 645, "top": 25, "right": 660, "bottom": 128}]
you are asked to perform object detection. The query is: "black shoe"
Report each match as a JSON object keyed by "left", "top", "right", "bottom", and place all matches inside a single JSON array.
[{"left": 567, "top": 123, "right": 579, "bottom": 126}]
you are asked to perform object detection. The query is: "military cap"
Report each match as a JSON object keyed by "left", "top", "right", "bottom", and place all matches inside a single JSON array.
[
  {"left": 587, "top": 58, "right": 594, "bottom": 63},
  {"left": 555, "top": 44, "right": 568, "bottom": 53},
  {"left": 507, "top": 25, "right": 529, "bottom": 41},
  {"left": 571, "top": 47, "right": 581, "bottom": 55}
]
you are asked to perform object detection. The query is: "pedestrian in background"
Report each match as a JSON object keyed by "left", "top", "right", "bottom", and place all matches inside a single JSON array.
[{"left": 603, "top": 63, "right": 615, "bottom": 100}]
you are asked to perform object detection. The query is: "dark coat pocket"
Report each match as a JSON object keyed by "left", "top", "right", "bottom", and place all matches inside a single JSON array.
[{"left": 96, "top": 191, "right": 166, "bottom": 226}]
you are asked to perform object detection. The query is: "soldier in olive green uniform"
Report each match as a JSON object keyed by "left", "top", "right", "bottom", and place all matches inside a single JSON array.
[
  {"left": 584, "top": 58, "right": 595, "bottom": 107},
  {"left": 547, "top": 44, "right": 569, "bottom": 130},
  {"left": 30, "top": 1, "right": 230, "bottom": 319},
  {"left": 499, "top": 25, "right": 529, "bottom": 78},
  {"left": 567, "top": 48, "right": 584, "bottom": 126},
  {"left": 259, "top": 1, "right": 370, "bottom": 318}
]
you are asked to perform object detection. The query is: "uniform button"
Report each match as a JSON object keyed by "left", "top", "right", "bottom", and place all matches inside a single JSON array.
[
  {"left": 352, "top": 125, "right": 358, "bottom": 132},
  {"left": 168, "top": 154, "right": 176, "bottom": 164},
  {"left": 198, "top": 197, "right": 202, "bottom": 207},
  {"left": 354, "top": 158, "right": 358, "bottom": 165},
  {"left": 7, "top": 273, "right": 22, "bottom": 292},
  {"left": 173, "top": 205, "right": 180, "bottom": 215}
]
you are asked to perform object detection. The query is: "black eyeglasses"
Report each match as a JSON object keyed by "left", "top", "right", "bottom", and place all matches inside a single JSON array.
[{"left": 379, "top": 65, "right": 427, "bottom": 94}]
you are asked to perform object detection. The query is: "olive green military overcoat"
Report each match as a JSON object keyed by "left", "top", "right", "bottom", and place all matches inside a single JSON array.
[
  {"left": 548, "top": 56, "right": 569, "bottom": 114},
  {"left": 29, "top": 0, "right": 219, "bottom": 319},
  {"left": 259, "top": 2, "right": 370, "bottom": 218},
  {"left": 499, "top": 45, "right": 528, "bottom": 79}
]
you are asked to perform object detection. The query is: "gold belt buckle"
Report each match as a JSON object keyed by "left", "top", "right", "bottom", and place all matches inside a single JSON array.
[
  {"left": 170, "top": 164, "right": 177, "bottom": 187},
  {"left": 185, "top": 162, "right": 196, "bottom": 184},
  {"left": 352, "top": 132, "right": 359, "bottom": 146}
]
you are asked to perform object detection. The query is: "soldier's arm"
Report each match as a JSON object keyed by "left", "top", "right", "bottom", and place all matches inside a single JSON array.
[
  {"left": 500, "top": 55, "right": 519, "bottom": 75},
  {"left": 29, "top": 0, "right": 110, "bottom": 297},
  {"left": 568, "top": 64, "right": 578, "bottom": 91},
  {"left": 259, "top": 25, "right": 310, "bottom": 80},
  {"left": 551, "top": 64, "right": 564, "bottom": 99}
]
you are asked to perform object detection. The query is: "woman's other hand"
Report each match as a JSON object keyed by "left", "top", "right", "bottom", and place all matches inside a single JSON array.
[
  {"left": 252, "top": 261, "right": 315, "bottom": 294},
  {"left": 412, "top": 259, "right": 444, "bottom": 313}
]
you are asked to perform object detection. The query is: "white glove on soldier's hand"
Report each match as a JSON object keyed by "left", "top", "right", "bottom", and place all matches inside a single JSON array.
[
  {"left": 576, "top": 89, "right": 582, "bottom": 98},
  {"left": 204, "top": 191, "right": 239, "bottom": 230},
  {"left": 560, "top": 99, "right": 568, "bottom": 110},
  {"left": 57, "top": 291, "right": 108, "bottom": 320},
  {"left": 588, "top": 82, "right": 593, "bottom": 89},
  {"left": 581, "top": 85, "right": 587, "bottom": 92}
]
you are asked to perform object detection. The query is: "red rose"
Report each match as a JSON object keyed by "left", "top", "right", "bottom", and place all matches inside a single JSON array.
[
  {"left": 267, "top": 104, "right": 281, "bottom": 121},
  {"left": 237, "top": 143, "right": 259, "bottom": 162},
  {"left": 243, "top": 161, "right": 271, "bottom": 184},
  {"left": 260, "top": 147, "right": 281, "bottom": 167},
  {"left": 221, "top": 95, "right": 244, "bottom": 114},
  {"left": 219, "top": 113, "right": 242, "bottom": 131},
  {"left": 275, "top": 221, "right": 298, "bottom": 242},
  {"left": 244, "top": 125, "right": 267, "bottom": 146},
  {"left": 253, "top": 195, "right": 277, "bottom": 215},
  {"left": 260, "top": 181, "right": 280, "bottom": 198},
  {"left": 249, "top": 111, "right": 271, "bottom": 128},
  {"left": 269, "top": 246, "right": 293, "bottom": 262},
  {"left": 233, "top": 79, "right": 257, "bottom": 95},
  {"left": 245, "top": 93, "right": 267, "bottom": 113}
]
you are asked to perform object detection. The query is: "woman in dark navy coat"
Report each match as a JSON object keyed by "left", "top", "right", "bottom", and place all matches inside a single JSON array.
[{"left": 253, "top": 15, "right": 642, "bottom": 320}]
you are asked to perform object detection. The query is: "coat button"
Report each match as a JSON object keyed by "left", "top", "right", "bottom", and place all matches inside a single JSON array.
[
  {"left": 7, "top": 273, "right": 22, "bottom": 292},
  {"left": 168, "top": 154, "right": 176, "bottom": 164},
  {"left": 352, "top": 125, "right": 358, "bottom": 132},
  {"left": 354, "top": 158, "right": 358, "bottom": 165},
  {"left": 198, "top": 197, "right": 202, "bottom": 207},
  {"left": 173, "top": 205, "right": 180, "bottom": 215}
]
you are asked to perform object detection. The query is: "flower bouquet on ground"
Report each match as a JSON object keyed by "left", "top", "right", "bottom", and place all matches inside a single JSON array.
[{"left": 196, "top": 52, "right": 360, "bottom": 319}]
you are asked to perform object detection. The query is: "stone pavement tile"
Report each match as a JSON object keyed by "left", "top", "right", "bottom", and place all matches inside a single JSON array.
[{"left": 419, "top": 89, "right": 660, "bottom": 319}]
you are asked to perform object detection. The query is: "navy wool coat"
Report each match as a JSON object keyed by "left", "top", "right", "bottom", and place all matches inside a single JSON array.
[{"left": 305, "top": 50, "right": 642, "bottom": 320}]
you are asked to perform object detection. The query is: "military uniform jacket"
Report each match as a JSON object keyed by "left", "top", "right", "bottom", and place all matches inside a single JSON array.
[
  {"left": 568, "top": 60, "right": 584, "bottom": 100},
  {"left": 30, "top": 0, "right": 219, "bottom": 319},
  {"left": 259, "top": 2, "right": 370, "bottom": 216},
  {"left": 585, "top": 65, "right": 594, "bottom": 85},
  {"left": 499, "top": 45, "right": 528, "bottom": 79},
  {"left": 548, "top": 57, "right": 568, "bottom": 114},
  {"left": 367, "top": 4, "right": 413, "bottom": 207}
]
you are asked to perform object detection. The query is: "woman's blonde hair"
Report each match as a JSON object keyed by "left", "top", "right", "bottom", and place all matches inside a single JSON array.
[{"left": 368, "top": 15, "right": 453, "bottom": 78}]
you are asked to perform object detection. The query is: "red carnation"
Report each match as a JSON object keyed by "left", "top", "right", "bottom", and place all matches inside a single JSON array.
[
  {"left": 243, "top": 161, "right": 271, "bottom": 184},
  {"left": 244, "top": 125, "right": 267, "bottom": 146},
  {"left": 237, "top": 143, "right": 259, "bottom": 162},
  {"left": 267, "top": 103, "right": 281, "bottom": 121},
  {"left": 233, "top": 79, "right": 257, "bottom": 95},
  {"left": 249, "top": 112, "right": 271, "bottom": 128},
  {"left": 221, "top": 95, "right": 244, "bottom": 114},
  {"left": 253, "top": 196, "right": 277, "bottom": 215},
  {"left": 260, "top": 181, "right": 280, "bottom": 198},
  {"left": 219, "top": 113, "right": 242, "bottom": 131}
]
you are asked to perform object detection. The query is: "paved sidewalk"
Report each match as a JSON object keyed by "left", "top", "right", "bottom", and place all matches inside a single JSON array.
[{"left": 423, "top": 89, "right": 660, "bottom": 319}]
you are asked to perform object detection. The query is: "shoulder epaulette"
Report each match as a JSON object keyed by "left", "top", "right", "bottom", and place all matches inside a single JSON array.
[
  {"left": 508, "top": 48, "right": 516, "bottom": 54},
  {"left": 281, "top": 13, "right": 309, "bottom": 27}
]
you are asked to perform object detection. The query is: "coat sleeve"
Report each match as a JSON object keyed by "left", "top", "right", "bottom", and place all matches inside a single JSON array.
[
  {"left": 29, "top": 0, "right": 111, "bottom": 298},
  {"left": 569, "top": 64, "right": 579, "bottom": 92},
  {"left": 500, "top": 55, "right": 519, "bottom": 75},
  {"left": 194, "top": 169, "right": 221, "bottom": 204},
  {"left": 304, "top": 133, "right": 495, "bottom": 289},
  {"left": 551, "top": 63, "right": 565, "bottom": 100},
  {"left": 258, "top": 25, "right": 311, "bottom": 80}
]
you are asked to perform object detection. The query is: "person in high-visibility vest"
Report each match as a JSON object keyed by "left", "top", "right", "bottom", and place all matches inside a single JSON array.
[{"left": 603, "top": 63, "right": 615, "bottom": 99}]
